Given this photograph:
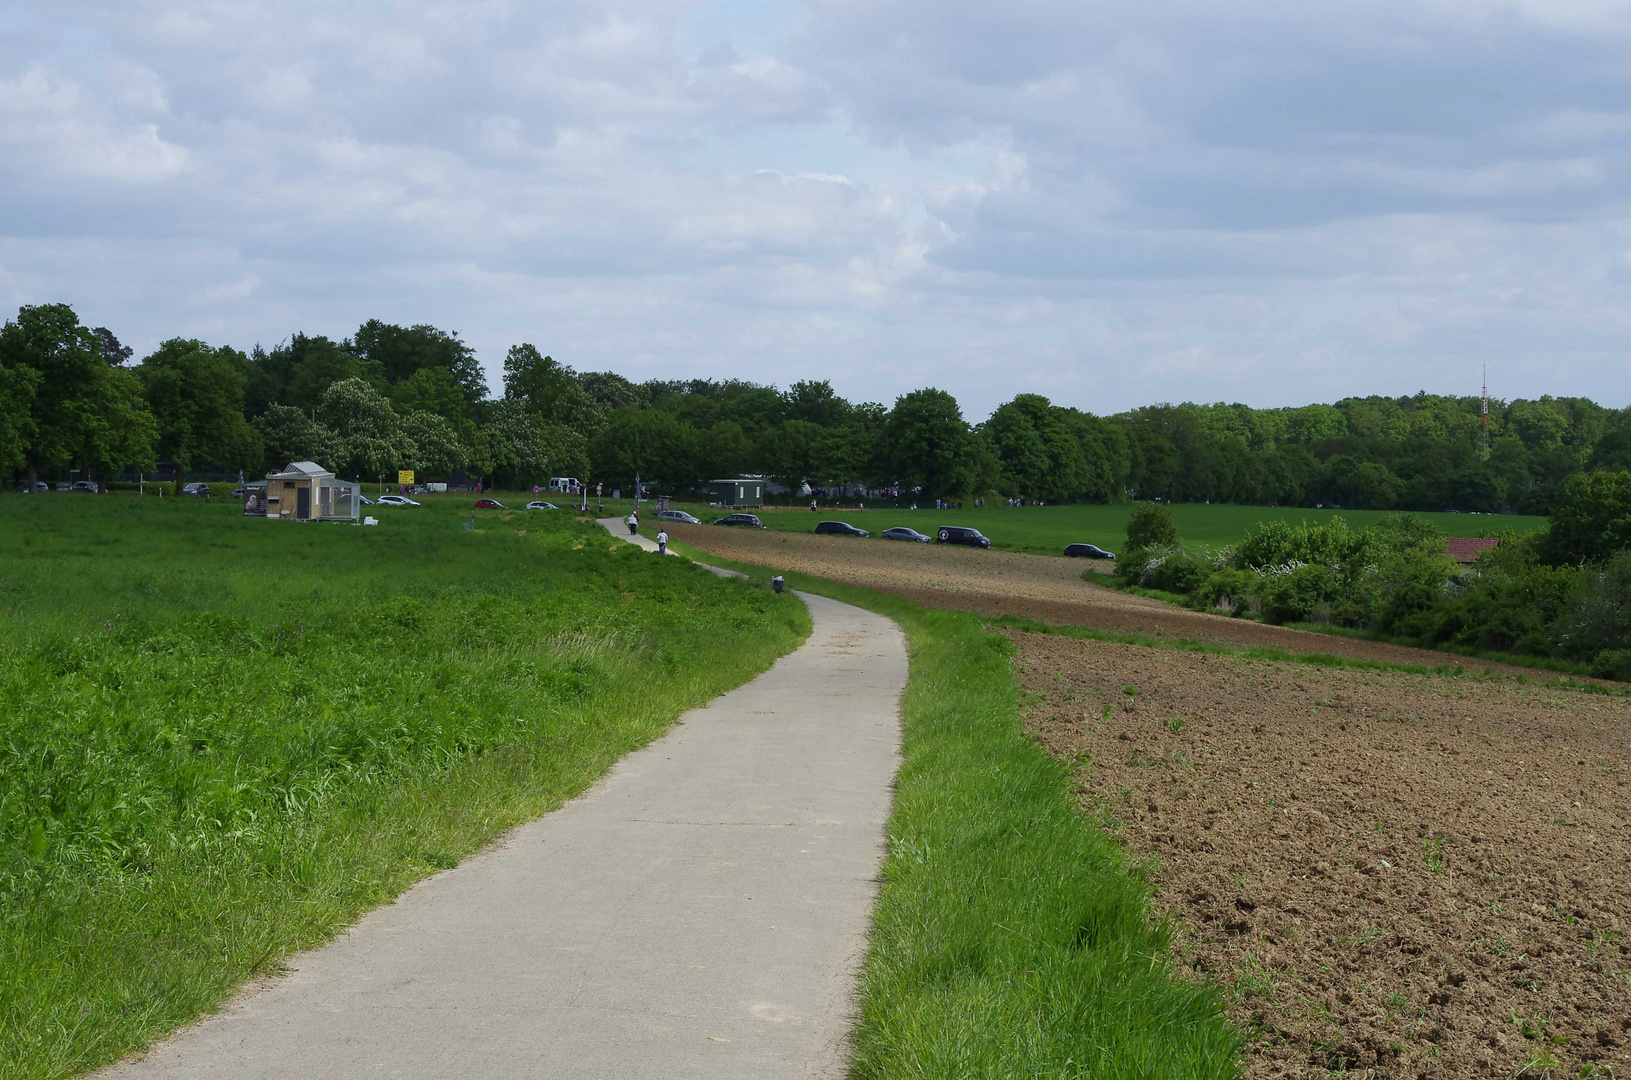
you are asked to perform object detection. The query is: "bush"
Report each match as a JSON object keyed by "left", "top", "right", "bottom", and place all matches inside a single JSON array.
[
  {"left": 1125, "top": 502, "right": 1177, "bottom": 552},
  {"left": 1591, "top": 649, "right": 1631, "bottom": 681},
  {"left": 1196, "top": 569, "right": 1260, "bottom": 613},
  {"left": 1551, "top": 549, "right": 1631, "bottom": 663},
  {"left": 1141, "top": 547, "right": 1211, "bottom": 595},
  {"left": 1258, "top": 563, "right": 1343, "bottom": 624},
  {"left": 1545, "top": 469, "right": 1631, "bottom": 566}
]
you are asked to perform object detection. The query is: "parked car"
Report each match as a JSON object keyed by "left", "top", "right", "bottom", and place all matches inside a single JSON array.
[
  {"left": 181, "top": 483, "right": 212, "bottom": 498},
  {"left": 814, "top": 520, "right": 869, "bottom": 537},
  {"left": 375, "top": 495, "right": 420, "bottom": 507},
  {"left": 714, "top": 513, "right": 765, "bottom": 528},
  {"left": 524, "top": 500, "right": 559, "bottom": 511},
  {"left": 54, "top": 482, "right": 71, "bottom": 492},
  {"left": 474, "top": 498, "right": 505, "bottom": 509},
  {"left": 1063, "top": 543, "right": 1116, "bottom": 560},
  {"left": 14, "top": 481, "right": 48, "bottom": 493},
  {"left": 881, "top": 527, "right": 933, "bottom": 543},
  {"left": 656, "top": 509, "right": 701, "bottom": 524},
  {"left": 69, "top": 480, "right": 100, "bottom": 493},
  {"left": 230, "top": 486, "right": 245, "bottom": 499},
  {"left": 937, "top": 526, "right": 991, "bottom": 548},
  {"left": 359, "top": 495, "right": 374, "bottom": 505}
]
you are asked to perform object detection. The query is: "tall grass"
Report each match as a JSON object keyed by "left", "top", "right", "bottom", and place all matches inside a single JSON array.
[
  {"left": 0, "top": 497, "right": 808, "bottom": 1079},
  {"left": 666, "top": 540, "right": 1240, "bottom": 1077}
]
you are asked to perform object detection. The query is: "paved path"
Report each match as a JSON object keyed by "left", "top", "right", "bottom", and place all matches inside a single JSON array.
[{"left": 103, "top": 523, "right": 906, "bottom": 1080}]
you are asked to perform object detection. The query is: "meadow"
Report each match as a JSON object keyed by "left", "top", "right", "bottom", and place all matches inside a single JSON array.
[{"left": 0, "top": 494, "right": 807, "bottom": 1080}]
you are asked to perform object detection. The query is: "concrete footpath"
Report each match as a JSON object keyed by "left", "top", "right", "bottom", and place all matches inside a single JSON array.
[{"left": 103, "top": 522, "right": 906, "bottom": 1079}]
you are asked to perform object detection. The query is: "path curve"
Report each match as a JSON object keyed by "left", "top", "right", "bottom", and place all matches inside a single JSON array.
[{"left": 101, "top": 523, "right": 906, "bottom": 1079}]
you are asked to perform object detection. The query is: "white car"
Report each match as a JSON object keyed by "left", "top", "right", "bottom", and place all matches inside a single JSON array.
[
  {"left": 376, "top": 495, "right": 420, "bottom": 507},
  {"left": 525, "top": 501, "right": 559, "bottom": 511}
]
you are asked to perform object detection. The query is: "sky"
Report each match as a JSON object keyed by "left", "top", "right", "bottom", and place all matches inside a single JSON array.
[{"left": 4, "top": 0, "right": 1631, "bottom": 419}]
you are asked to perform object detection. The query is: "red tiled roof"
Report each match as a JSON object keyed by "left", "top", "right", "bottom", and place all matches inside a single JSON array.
[{"left": 1445, "top": 537, "right": 1500, "bottom": 564}]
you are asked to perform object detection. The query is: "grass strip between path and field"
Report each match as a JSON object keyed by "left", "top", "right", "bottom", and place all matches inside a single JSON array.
[{"left": 666, "top": 538, "right": 1240, "bottom": 1077}]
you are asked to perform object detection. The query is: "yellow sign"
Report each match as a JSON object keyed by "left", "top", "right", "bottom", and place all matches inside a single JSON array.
[{"left": 397, "top": 470, "right": 415, "bottom": 484}]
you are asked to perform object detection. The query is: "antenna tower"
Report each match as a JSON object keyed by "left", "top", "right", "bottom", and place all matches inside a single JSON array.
[{"left": 1480, "top": 363, "right": 1490, "bottom": 458}]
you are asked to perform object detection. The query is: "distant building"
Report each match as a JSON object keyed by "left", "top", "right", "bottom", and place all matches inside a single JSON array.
[
  {"left": 710, "top": 478, "right": 764, "bottom": 507},
  {"left": 1445, "top": 537, "right": 1500, "bottom": 565},
  {"left": 263, "top": 461, "right": 361, "bottom": 522}
]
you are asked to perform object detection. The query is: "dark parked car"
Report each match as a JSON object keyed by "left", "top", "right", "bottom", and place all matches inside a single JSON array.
[
  {"left": 70, "top": 480, "right": 100, "bottom": 493},
  {"left": 881, "top": 527, "right": 932, "bottom": 543},
  {"left": 474, "top": 498, "right": 505, "bottom": 509},
  {"left": 14, "top": 481, "right": 48, "bottom": 493},
  {"left": 814, "top": 520, "right": 868, "bottom": 537},
  {"left": 937, "top": 526, "right": 990, "bottom": 548},
  {"left": 181, "top": 483, "right": 212, "bottom": 498},
  {"left": 1063, "top": 543, "right": 1116, "bottom": 559},
  {"left": 231, "top": 486, "right": 246, "bottom": 499},
  {"left": 656, "top": 509, "right": 701, "bottom": 524},
  {"left": 714, "top": 513, "right": 765, "bottom": 528}
]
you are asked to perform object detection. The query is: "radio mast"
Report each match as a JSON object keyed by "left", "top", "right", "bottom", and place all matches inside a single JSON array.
[{"left": 1480, "top": 362, "right": 1490, "bottom": 458}]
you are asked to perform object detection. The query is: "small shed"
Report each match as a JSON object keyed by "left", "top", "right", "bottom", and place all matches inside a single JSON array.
[
  {"left": 1446, "top": 537, "right": 1500, "bottom": 565},
  {"left": 264, "top": 461, "right": 361, "bottom": 522},
  {"left": 710, "top": 478, "right": 764, "bottom": 507}
]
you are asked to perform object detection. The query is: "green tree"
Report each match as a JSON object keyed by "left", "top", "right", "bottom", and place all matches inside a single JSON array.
[
  {"left": 0, "top": 303, "right": 156, "bottom": 489},
  {"left": 317, "top": 378, "right": 411, "bottom": 479},
  {"left": 392, "top": 366, "right": 469, "bottom": 422},
  {"left": 883, "top": 388, "right": 980, "bottom": 499},
  {"left": 0, "top": 363, "right": 40, "bottom": 479},
  {"left": 589, "top": 407, "right": 691, "bottom": 488},
  {"left": 254, "top": 405, "right": 341, "bottom": 472},
  {"left": 1547, "top": 469, "right": 1631, "bottom": 565},
  {"left": 138, "top": 338, "right": 264, "bottom": 493},
  {"left": 1125, "top": 502, "right": 1179, "bottom": 552},
  {"left": 399, "top": 411, "right": 468, "bottom": 477},
  {"left": 353, "top": 320, "right": 486, "bottom": 406},
  {"left": 503, "top": 344, "right": 605, "bottom": 434}
]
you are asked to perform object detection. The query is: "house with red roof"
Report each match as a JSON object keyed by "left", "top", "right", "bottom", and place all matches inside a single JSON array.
[{"left": 1445, "top": 537, "right": 1500, "bottom": 565}]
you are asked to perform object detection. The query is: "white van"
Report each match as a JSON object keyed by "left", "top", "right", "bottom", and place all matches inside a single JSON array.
[{"left": 548, "top": 477, "right": 581, "bottom": 493}]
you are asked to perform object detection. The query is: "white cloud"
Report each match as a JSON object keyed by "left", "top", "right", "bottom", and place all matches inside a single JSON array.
[{"left": 2, "top": 0, "right": 1631, "bottom": 414}]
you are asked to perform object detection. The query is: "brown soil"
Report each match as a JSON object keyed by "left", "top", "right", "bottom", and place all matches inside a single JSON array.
[
  {"left": 1013, "top": 629, "right": 1631, "bottom": 1078},
  {"left": 669, "top": 524, "right": 1580, "bottom": 679}
]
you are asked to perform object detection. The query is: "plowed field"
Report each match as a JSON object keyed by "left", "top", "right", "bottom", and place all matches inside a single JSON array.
[
  {"left": 667, "top": 523, "right": 1564, "bottom": 676},
  {"left": 1014, "top": 630, "right": 1631, "bottom": 1078}
]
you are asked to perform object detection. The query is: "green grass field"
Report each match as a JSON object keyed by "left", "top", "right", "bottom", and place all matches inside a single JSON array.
[
  {"left": 730, "top": 502, "right": 1547, "bottom": 556},
  {"left": 0, "top": 495, "right": 807, "bottom": 1080}
]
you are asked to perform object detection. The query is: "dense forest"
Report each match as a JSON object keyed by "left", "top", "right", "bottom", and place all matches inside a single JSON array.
[{"left": 3, "top": 302, "right": 1629, "bottom": 515}]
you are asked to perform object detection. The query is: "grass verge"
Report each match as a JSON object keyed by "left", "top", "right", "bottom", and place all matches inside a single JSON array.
[
  {"left": 1, "top": 500, "right": 808, "bottom": 1080},
  {"left": 667, "top": 538, "right": 1240, "bottom": 1077}
]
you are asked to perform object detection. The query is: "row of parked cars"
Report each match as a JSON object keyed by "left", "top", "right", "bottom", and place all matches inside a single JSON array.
[{"left": 661, "top": 509, "right": 1116, "bottom": 558}]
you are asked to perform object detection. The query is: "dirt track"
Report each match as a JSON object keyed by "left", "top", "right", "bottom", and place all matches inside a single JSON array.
[
  {"left": 669, "top": 524, "right": 1566, "bottom": 676},
  {"left": 1014, "top": 631, "right": 1631, "bottom": 1078}
]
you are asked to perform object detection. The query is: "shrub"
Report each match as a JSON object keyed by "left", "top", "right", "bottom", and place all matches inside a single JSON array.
[
  {"left": 1196, "top": 569, "right": 1260, "bottom": 613},
  {"left": 1258, "top": 563, "right": 1343, "bottom": 625},
  {"left": 1141, "top": 547, "right": 1211, "bottom": 595},
  {"left": 1545, "top": 469, "right": 1631, "bottom": 566},
  {"left": 1591, "top": 649, "right": 1631, "bottom": 681},
  {"left": 1551, "top": 549, "right": 1631, "bottom": 663},
  {"left": 1125, "top": 502, "right": 1177, "bottom": 552}
]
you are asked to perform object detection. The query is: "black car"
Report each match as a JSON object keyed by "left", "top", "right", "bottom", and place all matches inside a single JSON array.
[
  {"left": 937, "top": 526, "right": 991, "bottom": 548},
  {"left": 714, "top": 513, "right": 765, "bottom": 528},
  {"left": 14, "top": 481, "right": 48, "bottom": 493},
  {"left": 70, "top": 480, "right": 100, "bottom": 493},
  {"left": 881, "top": 527, "right": 932, "bottom": 543},
  {"left": 1063, "top": 543, "right": 1116, "bottom": 559},
  {"left": 181, "top": 482, "right": 212, "bottom": 498},
  {"left": 814, "top": 520, "right": 868, "bottom": 537}
]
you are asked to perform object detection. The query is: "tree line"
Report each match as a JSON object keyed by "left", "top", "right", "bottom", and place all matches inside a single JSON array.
[{"left": 2, "top": 302, "right": 1627, "bottom": 510}]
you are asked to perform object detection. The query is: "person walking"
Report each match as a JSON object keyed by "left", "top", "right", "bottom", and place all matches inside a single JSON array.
[
  {"left": 656, "top": 528, "right": 668, "bottom": 555},
  {"left": 627, "top": 511, "right": 639, "bottom": 536}
]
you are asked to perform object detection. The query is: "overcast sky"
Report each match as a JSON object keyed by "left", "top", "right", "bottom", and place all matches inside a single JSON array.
[{"left": 4, "top": 1, "right": 1631, "bottom": 418}]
